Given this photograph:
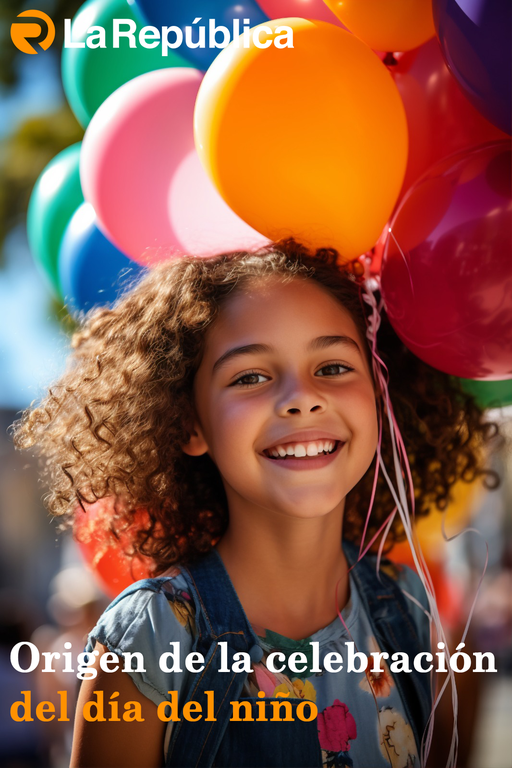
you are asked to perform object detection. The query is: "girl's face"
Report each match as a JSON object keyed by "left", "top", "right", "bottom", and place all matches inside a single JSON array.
[{"left": 185, "top": 277, "right": 379, "bottom": 522}]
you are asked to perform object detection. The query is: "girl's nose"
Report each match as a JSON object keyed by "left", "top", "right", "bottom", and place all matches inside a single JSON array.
[{"left": 275, "top": 379, "right": 327, "bottom": 417}]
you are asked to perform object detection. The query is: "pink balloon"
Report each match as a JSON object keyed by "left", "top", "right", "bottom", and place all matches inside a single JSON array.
[
  {"left": 258, "top": 0, "right": 345, "bottom": 26},
  {"left": 381, "top": 142, "right": 512, "bottom": 381},
  {"left": 170, "top": 150, "right": 268, "bottom": 256},
  {"left": 81, "top": 68, "right": 266, "bottom": 265}
]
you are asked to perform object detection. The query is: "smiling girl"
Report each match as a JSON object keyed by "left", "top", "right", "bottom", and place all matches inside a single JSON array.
[{"left": 14, "top": 240, "right": 497, "bottom": 768}]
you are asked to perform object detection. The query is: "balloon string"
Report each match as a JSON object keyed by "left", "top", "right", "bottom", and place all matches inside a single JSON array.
[
  {"left": 360, "top": 272, "right": 456, "bottom": 768},
  {"left": 388, "top": 227, "right": 415, "bottom": 298}
]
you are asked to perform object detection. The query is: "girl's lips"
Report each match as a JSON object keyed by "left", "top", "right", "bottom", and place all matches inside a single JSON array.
[{"left": 261, "top": 440, "right": 345, "bottom": 470}]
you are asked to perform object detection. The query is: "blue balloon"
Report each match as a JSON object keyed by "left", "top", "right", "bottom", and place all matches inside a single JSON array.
[
  {"left": 433, "top": 0, "right": 511, "bottom": 135},
  {"left": 58, "top": 203, "right": 145, "bottom": 313},
  {"left": 134, "top": 0, "right": 269, "bottom": 69}
]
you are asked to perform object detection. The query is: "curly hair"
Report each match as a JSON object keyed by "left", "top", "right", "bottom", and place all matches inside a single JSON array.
[{"left": 12, "top": 239, "right": 499, "bottom": 572}]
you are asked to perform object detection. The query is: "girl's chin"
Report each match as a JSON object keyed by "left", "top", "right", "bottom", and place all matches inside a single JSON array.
[{"left": 261, "top": 492, "right": 346, "bottom": 521}]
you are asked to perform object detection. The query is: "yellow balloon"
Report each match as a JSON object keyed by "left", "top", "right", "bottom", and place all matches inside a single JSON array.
[
  {"left": 391, "top": 480, "right": 483, "bottom": 563},
  {"left": 323, "top": 0, "right": 436, "bottom": 52},
  {"left": 194, "top": 19, "right": 408, "bottom": 262}
]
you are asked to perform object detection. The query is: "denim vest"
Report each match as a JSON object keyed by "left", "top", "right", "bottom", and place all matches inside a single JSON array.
[{"left": 113, "top": 542, "right": 431, "bottom": 767}]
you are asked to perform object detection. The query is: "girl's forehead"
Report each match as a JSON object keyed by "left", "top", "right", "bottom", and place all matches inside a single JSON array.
[
  {"left": 226, "top": 275, "right": 354, "bottom": 316},
  {"left": 208, "top": 276, "right": 363, "bottom": 347}
]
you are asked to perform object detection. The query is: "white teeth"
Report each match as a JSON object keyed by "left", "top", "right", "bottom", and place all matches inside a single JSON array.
[{"left": 266, "top": 440, "right": 338, "bottom": 458}]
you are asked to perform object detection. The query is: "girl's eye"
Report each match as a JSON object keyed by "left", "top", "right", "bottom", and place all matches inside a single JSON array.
[
  {"left": 231, "top": 372, "right": 269, "bottom": 387},
  {"left": 315, "top": 363, "right": 354, "bottom": 377}
]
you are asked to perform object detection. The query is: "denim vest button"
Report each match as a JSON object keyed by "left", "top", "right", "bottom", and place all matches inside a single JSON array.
[{"left": 249, "top": 644, "right": 263, "bottom": 664}]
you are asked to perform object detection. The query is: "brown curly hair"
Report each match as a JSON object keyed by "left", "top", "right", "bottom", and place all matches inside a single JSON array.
[{"left": 12, "top": 240, "right": 499, "bottom": 573}]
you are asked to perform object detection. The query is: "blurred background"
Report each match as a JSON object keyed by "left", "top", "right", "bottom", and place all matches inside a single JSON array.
[{"left": 0, "top": 0, "right": 511, "bottom": 766}]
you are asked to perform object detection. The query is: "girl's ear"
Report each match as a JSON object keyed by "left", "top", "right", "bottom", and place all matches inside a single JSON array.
[{"left": 181, "top": 423, "right": 209, "bottom": 457}]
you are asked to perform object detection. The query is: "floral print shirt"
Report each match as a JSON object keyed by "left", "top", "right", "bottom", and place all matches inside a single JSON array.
[
  {"left": 87, "top": 562, "right": 429, "bottom": 768},
  {"left": 242, "top": 572, "right": 423, "bottom": 768}
]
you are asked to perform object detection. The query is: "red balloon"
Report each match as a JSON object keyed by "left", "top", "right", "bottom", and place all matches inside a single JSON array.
[
  {"left": 381, "top": 141, "right": 512, "bottom": 381},
  {"left": 388, "top": 40, "right": 508, "bottom": 203},
  {"left": 74, "top": 499, "right": 153, "bottom": 598}
]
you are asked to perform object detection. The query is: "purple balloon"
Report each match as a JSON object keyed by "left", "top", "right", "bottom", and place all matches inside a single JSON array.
[
  {"left": 433, "top": 0, "right": 511, "bottom": 135},
  {"left": 381, "top": 142, "right": 512, "bottom": 381}
]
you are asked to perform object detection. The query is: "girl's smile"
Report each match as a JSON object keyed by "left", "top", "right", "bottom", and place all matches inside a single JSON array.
[
  {"left": 184, "top": 276, "right": 379, "bottom": 520},
  {"left": 261, "top": 433, "right": 345, "bottom": 471}
]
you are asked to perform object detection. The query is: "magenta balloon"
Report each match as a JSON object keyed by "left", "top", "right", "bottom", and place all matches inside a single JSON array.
[
  {"left": 381, "top": 141, "right": 512, "bottom": 381},
  {"left": 258, "top": 0, "right": 344, "bottom": 26},
  {"left": 80, "top": 68, "right": 266, "bottom": 264}
]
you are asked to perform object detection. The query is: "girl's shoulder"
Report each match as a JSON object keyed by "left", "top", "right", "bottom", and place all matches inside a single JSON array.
[{"left": 85, "top": 566, "right": 197, "bottom": 706}]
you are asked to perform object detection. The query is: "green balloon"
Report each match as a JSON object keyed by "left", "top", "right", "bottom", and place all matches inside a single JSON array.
[
  {"left": 27, "top": 144, "right": 84, "bottom": 297},
  {"left": 458, "top": 377, "right": 512, "bottom": 409},
  {"left": 62, "top": 0, "right": 194, "bottom": 127}
]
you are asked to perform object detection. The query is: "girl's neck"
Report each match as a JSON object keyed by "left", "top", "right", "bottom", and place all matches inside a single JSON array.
[{"left": 215, "top": 501, "right": 349, "bottom": 641}]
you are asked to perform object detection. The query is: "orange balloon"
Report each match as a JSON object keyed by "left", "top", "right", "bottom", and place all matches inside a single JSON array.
[
  {"left": 194, "top": 18, "right": 408, "bottom": 262},
  {"left": 323, "top": 0, "right": 435, "bottom": 52}
]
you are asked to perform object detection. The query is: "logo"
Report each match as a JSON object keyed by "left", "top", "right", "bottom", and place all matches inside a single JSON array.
[{"left": 11, "top": 10, "right": 55, "bottom": 54}]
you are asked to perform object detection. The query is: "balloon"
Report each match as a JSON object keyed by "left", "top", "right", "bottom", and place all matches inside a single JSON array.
[
  {"left": 388, "top": 39, "right": 508, "bottom": 202},
  {"left": 81, "top": 68, "right": 267, "bottom": 264},
  {"left": 134, "top": 0, "right": 269, "bottom": 69},
  {"left": 74, "top": 499, "right": 152, "bottom": 598},
  {"left": 62, "top": 0, "right": 193, "bottom": 128},
  {"left": 433, "top": 0, "right": 511, "bottom": 135},
  {"left": 170, "top": 150, "right": 268, "bottom": 256},
  {"left": 457, "top": 378, "right": 512, "bottom": 410},
  {"left": 381, "top": 142, "right": 512, "bottom": 381},
  {"left": 258, "top": 0, "right": 343, "bottom": 26},
  {"left": 194, "top": 19, "right": 408, "bottom": 262},
  {"left": 322, "top": 0, "right": 435, "bottom": 52},
  {"left": 27, "top": 144, "right": 84, "bottom": 296},
  {"left": 58, "top": 203, "right": 144, "bottom": 313}
]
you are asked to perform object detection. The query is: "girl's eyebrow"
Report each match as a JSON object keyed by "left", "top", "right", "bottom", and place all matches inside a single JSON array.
[
  {"left": 212, "top": 336, "right": 361, "bottom": 373},
  {"left": 311, "top": 335, "right": 362, "bottom": 354},
  {"left": 212, "top": 343, "right": 272, "bottom": 373}
]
